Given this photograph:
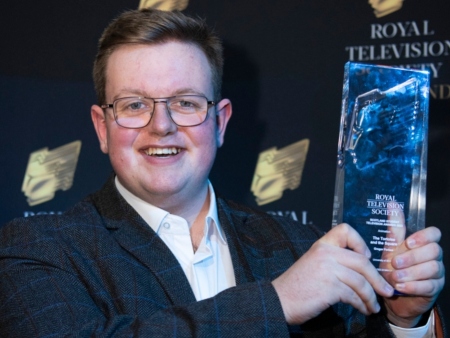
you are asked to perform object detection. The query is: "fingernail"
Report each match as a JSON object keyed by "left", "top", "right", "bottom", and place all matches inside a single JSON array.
[
  {"left": 385, "top": 284, "right": 394, "bottom": 295},
  {"left": 365, "top": 248, "right": 371, "bottom": 258},
  {"left": 395, "top": 270, "right": 407, "bottom": 281},
  {"left": 374, "top": 302, "right": 381, "bottom": 312},
  {"left": 396, "top": 283, "right": 405, "bottom": 291},
  {"left": 407, "top": 238, "right": 416, "bottom": 248},
  {"left": 395, "top": 256, "right": 404, "bottom": 268}
]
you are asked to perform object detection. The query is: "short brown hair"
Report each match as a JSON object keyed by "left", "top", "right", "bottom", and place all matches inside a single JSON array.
[{"left": 93, "top": 9, "right": 223, "bottom": 105}]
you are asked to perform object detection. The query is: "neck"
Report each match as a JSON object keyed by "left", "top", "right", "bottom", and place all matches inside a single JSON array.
[
  {"left": 160, "top": 184, "right": 210, "bottom": 253},
  {"left": 116, "top": 176, "right": 212, "bottom": 252},
  {"left": 161, "top": 183, "right": 210, "bottom": 223}
]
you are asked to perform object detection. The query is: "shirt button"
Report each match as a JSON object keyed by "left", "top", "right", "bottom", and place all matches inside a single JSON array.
[{"left": 163, "top": 222, "right": 170, "bottom": 229}]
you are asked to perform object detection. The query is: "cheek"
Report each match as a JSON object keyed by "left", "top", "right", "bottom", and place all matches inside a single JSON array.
[
  {"left": 107, "top": 128, "right": 139, "bottom": 158},
  {"left": 198, "top": 130, "right": 219, "bottom": 163},
  {"left": 191, "top": 123, "right": 217, "bottom": 150}
]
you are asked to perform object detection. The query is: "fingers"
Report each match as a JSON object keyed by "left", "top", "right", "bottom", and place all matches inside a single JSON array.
[
  {"left": 330, "top": 246, "right": 393, "bottom": 296},
  {"left": 336, "top": 265, "right": 385, "bottom": 314},
  {"left": 323, "top": 223, "right": 371, "bottom": 258},
  {"left": 322, "top": 224, "right": 395, "bottom": 298},
  {"left": 389, "top": 239, "right": 445, "bottom": 297},
  {"left": 272, "top": 243, "right": 392, "bottom": 325},
  {"left": 334, "top": 281, "right": 377, "bottom": 316},
  {"left": 390, "top": 227, "right": 443, "bottom": 282},
  {"left": 404, "top": 226, "right": 441, "bottom": 250},
  {"left": 393, "top": 275, "right": 445, "bottom": 297},
  {"left": 273, "top": 223, "right": 396, "bottom": 325},
  {"left": 391, "top": 259, "right": 444, "bottom": 287},
  {"left": 386, "top": 226, "right": 444, "bottom": 299},
  {"left": 392, "top": 241, "right": 443, "bottom": 270},
  {"left": 392, "top": 225, "right": 441, "bottom": 257}
]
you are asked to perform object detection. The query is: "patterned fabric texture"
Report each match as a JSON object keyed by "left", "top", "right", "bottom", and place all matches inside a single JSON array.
[{"left": 0, "top": 175, "right": 441, "bottom": 337}]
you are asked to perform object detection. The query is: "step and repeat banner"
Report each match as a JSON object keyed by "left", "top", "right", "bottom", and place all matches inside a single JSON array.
[{"left": 1, "top": 0, "right": 449, "bottom": 315}]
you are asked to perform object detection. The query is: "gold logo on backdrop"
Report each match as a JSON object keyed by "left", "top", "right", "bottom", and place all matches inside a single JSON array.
[
  {"left": 22, "top": 141, "right": 82, "bottom": 206},
  {"left": 251, "top": 139, "right": 310, "bottom": 206},
  {"left": 139, "top": 0, "right": 189, "bottom": 11},
  {"left": 368, "top": 0, "right": 404, "bottom": 18}
]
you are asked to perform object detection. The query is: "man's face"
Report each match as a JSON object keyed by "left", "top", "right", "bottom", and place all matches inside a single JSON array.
[{"left": 91, "top": 41, "right": 231, "bottom": 210}]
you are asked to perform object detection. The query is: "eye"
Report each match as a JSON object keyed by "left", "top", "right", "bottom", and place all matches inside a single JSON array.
[
  {"left": 127, "top": 100, "right": 146, "bottom": 110},
  {"left": 179, "top": 100, "right": 195, "bottom": 108},
  {"left": 170, "top": 96, "right": 203, "bottom": 112},
  {"left": 115, "top": 98, "right": 152, "bottom": 117}
]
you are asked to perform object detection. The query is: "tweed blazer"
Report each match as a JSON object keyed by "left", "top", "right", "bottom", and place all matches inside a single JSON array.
[{"left": 0, "top": 176, "right": 432, "bottom": 337}]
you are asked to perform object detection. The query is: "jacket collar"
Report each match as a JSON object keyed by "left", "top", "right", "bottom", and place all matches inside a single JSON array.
[
  {"left": 90, "top": 174, "right": 256, "bottom": 302},
  {"left": 91, "top": 174, "right": 196, "bottom": 305}
]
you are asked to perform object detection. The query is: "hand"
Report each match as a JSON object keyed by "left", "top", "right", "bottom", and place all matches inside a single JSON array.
[
  {"left": 272, "top": 223, "right": 394, "bottom": 325},
  {"left": 382, "top": 226, "right": 445, "bottom": 327}
]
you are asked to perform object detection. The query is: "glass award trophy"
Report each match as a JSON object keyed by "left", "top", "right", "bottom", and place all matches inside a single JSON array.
[{"left": 332, "top": 62, "right": 430, "bottom": 273}]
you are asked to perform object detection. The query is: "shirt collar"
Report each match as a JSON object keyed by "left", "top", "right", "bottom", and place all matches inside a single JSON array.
[
  {"left": 204, "top": 181, "right": 226, "bottom": 243},
  {"left": 114, "top": 177, "right": 226, "bottom": 244}
]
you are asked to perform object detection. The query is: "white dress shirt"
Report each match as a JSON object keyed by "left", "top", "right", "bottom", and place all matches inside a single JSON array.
[
  {"left": 115, "top": 177, "right": 236, "bottom": 301},
  {"left": 391, "top": 311, "right": 435, "bottom": 338},
  {"left": 115, "top": 177, "right": 434, "bottom": 336}
]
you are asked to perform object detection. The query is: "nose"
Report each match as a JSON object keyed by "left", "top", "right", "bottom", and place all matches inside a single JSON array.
[{"left": 146, "top": 101, "right": 177, "bottom": 135}]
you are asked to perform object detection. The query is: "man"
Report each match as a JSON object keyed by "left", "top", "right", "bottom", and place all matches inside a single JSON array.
[{"left": 0, "top": 9, "right": 445, "bottom": 337}]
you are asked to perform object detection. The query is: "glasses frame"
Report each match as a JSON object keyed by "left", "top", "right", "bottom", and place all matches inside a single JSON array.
[{"left": 101, "top": 95, "right": 216, "bottom": 128}]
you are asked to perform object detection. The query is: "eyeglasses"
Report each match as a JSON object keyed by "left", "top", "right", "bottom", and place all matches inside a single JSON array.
[{"left": 101, "top": 95, "right": 216, "bottom": 128}]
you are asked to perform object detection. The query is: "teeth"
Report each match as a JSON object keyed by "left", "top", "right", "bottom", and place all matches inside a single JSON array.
[{"left": 145, "top": 147, "right": 181, "bottom": 156}]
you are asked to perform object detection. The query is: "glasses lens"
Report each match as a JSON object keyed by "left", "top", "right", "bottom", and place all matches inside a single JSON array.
[
  {"left": 112, "top": 95, "right": 211, "bottom": 128},
  {"left": 114, "top": 97, "right": 153, "bottom": 128},
  {"left": 168, "top": 95, "right": 208, "bottom": 126}
]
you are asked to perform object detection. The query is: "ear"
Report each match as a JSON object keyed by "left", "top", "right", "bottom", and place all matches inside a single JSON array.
[
  {"left": 91, "top": 105, "right": 109, "bottom": 154},
  {"left": 215, "top": 98, "right": 232, "bottom": 147}
]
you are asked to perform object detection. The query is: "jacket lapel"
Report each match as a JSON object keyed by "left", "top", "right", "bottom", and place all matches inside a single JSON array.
[
  {"left": 92, "top": 175, "right": 196, "bottom": 306},
  {"left": 217, "top": 198, "right": 257, "bottom": 286},
  {"left": 91, "top": 177, "right": 272, "bottom": 303}
]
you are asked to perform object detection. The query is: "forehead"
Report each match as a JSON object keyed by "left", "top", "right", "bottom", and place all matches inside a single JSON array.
[{"left": 105, "top": 41, "right": 213, "bottom": 98}]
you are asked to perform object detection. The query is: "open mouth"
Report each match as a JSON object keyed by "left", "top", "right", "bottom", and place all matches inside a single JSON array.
[{"left": 144, "top": 147, "right": 181, "bottom": 157}]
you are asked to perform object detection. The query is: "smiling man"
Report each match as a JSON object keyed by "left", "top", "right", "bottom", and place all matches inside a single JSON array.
[
  {"left": 91, "top": 40, "right": 231, "bottom": 253},
  {"left": 0, "top": 9, "right": 445, "bottom": 337}
]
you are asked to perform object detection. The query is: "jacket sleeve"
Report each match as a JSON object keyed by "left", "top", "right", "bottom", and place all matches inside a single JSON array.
[
  {"left": 0, "top": 218, "right": 290, "bottom": 337},
  {"left": 0, "top": 264, "right": 288, "bottom": 337}
]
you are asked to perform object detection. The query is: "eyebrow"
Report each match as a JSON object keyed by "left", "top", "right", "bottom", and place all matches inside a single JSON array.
[{"left": 112, "top": 87, "right": 208, "bottom": 100}]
